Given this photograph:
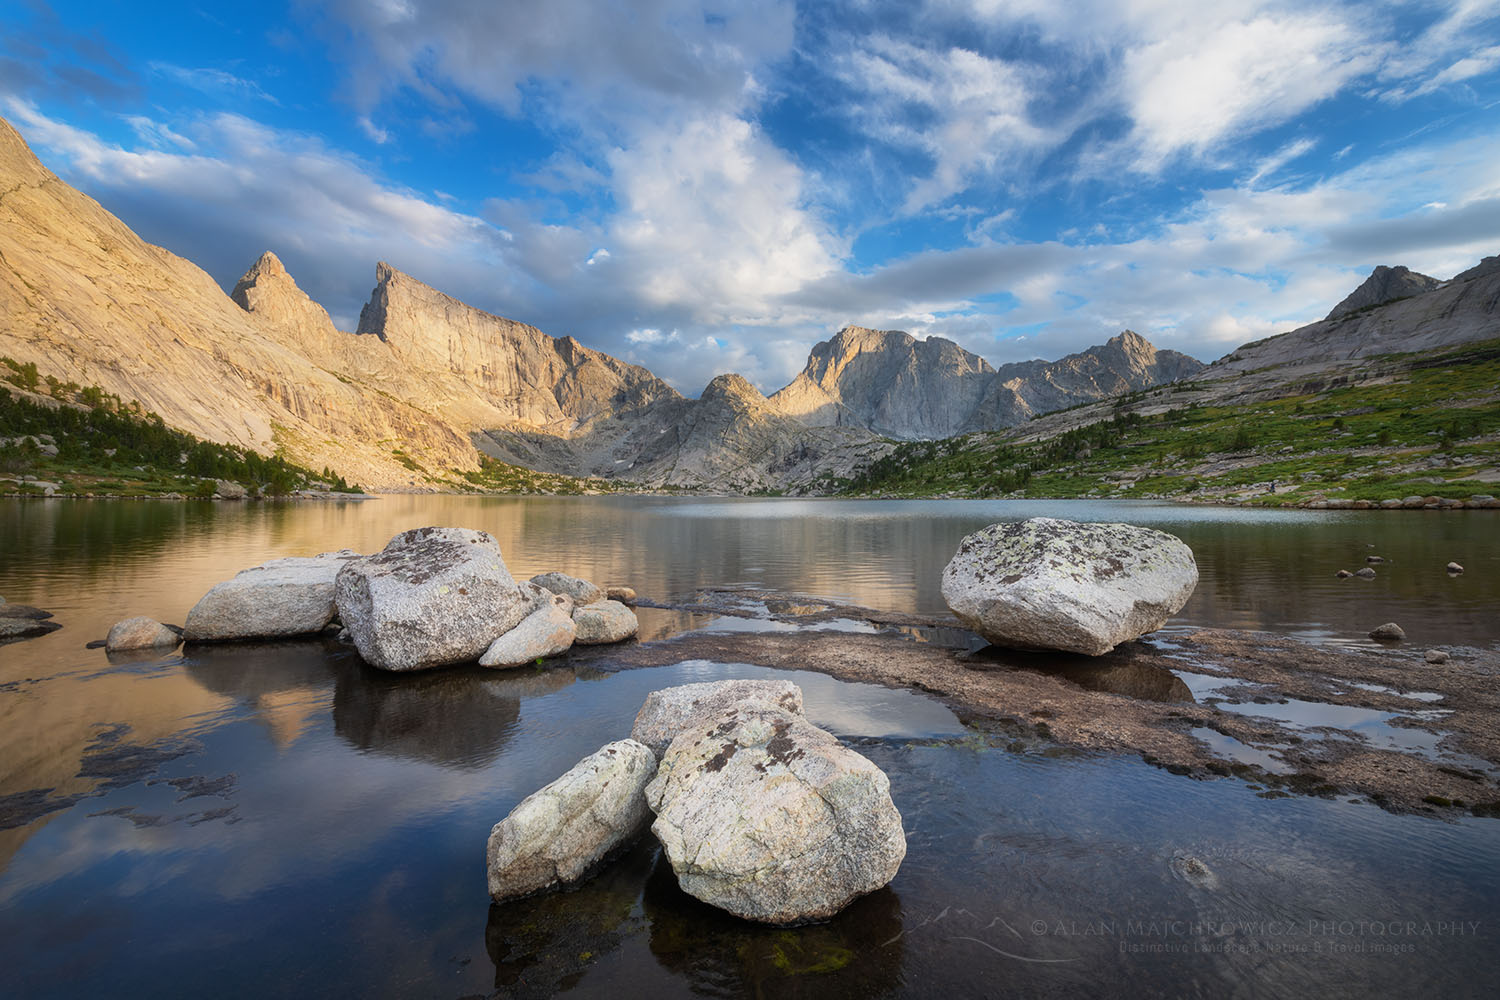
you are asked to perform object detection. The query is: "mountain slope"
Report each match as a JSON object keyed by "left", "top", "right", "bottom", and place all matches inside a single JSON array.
[{"left": 769, "top": 326, "right": 1204, "bottom": 439}]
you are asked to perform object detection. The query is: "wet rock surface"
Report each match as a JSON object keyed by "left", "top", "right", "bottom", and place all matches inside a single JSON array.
[
  {"left": 940, "top": 517, "right": 1198, "bottom": 655},
  {"left": 645, "top": 698, "right": 906, "bottom": 924}
]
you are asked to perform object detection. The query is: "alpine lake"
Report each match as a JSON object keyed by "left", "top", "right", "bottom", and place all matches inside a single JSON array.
[{"left": 1, "top": 495, "right": 1498, "bottom": 999}]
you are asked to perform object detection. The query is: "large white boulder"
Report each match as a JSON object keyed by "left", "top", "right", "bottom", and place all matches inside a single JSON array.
[
  {"left": 184, "top": 550, "right": 361, "bottom": 641},
  {"left": 334, "top": 527, "right": 538, "bottom": 671},
  {"left": 486, "top": 739, "right": 657, "bottom": 901},
  {"left": 479, "top": 592, "right": 577, "bottom": 668},
  {"left": 630, "top": 678, "right": 804, "bottom": 758},
  {"left": 645, "top": 698, "right": 906, "bottom": 925},
  {"left": 940, "top": 517, "right": 1197, "bottom": 656}
]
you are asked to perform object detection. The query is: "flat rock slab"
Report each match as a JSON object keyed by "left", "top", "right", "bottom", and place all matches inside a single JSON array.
[
  {"left": 645, "top": 698, "right": 906, "bottom": 925},
  {"left": 185, "top": 550, "right": 361, "bottom": 641},
  {"left": 480, "top": 594, "right": 577, "bottom": 668},
  {"left": 487, "top": 739, "right": 657, "bottom": 901},
  {"left": 0, "top": 604, "right": 53, "bottom": 620},
  {"left": 941, "top": 517, "right": 1197, "bottom": 655},
  {"left": 573, "top": 600, "right": 638, "bottom": 645},
  {"left": 106, "top": 616, "right": 181, "bottom": 652},
  {"left": 631, "top": 678, "right": 804, "bottom": 758}
]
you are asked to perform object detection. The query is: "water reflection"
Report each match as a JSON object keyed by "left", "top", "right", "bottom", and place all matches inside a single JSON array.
[{"left": 967, "top": 646, "right": 1196, "bottom": 703}]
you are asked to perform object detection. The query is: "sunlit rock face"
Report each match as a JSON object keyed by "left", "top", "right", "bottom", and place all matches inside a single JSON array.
[{"left": 941, "top": 517, "right": 1198, "bottom": 656}]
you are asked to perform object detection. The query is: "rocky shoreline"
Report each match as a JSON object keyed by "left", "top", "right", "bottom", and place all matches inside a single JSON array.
[{"left": 599, "top": 587, "right": 1500, "bottom": 819}]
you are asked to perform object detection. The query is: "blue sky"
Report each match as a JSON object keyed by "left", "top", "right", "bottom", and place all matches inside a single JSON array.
[{"left": 3, "top": 0, "right": 1499, "bottom": 394}]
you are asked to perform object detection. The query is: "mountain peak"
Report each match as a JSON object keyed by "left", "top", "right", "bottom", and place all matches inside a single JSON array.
[
  {"left": 230, "top": 250, "right": 338, "bottom": 340},
  {"left": 1326, "top": 265, "right": 1440, "bottom": 321}
]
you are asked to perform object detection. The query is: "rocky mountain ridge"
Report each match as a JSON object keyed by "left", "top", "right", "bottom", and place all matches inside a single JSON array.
[{"left": 769, "top": 326, "right": 1204, "bottom": 439}]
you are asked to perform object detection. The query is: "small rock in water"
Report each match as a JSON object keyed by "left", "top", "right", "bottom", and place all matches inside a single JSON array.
[
  {"left": 1369, "top": 622, "right": 1406, "bottom": 641},
  {"left": 645, "top": 698, "right": 906, "bottom": 925},
  {"left": 479, "top": 593, "right": 576, "bottom": 668},
  {"left": 105, "top": 616, "right": 181, "bottom": 652},
  {"left": 1447, "top": 562, "right": 1464, "bottom": 574},
  {"left": 1366, "top": 555, "right": 1385, "bottom": 564},
  {"left": 631, "top": 679, "right": 804, "bottom": 757},
  {"left": 605, "top": 585, "right": 638, "bottom": 604},
  {"left": 1335, "top": 569, "right": 1353, "bottom": 578},
  {"left": 1425, "top": 649, "right": 1450, "bottom": 664},
  {"left": 1355, "top": 567, "right": 1377, "bottom": 579},
  {"left": 1170, "top": 854, "right": 1220, "bottom": 890},
  {"left": 572, "top": 600, "right": 638, "bottom": 645},
  {"left": 530, "top": 572, "right": 605, "bottom": 606},
  {"left": 486, "top": 739, "right": 657, "bottom": 901}
]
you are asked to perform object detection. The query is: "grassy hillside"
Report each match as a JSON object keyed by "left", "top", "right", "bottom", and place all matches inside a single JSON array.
[{"left": 837, "top": 339, "right": 1500, "bottom": 506}]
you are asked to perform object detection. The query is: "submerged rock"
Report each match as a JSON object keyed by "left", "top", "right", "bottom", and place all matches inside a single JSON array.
[
  {"left": 645, "top": 698, "right": 906, "bottom": 925},
  {"left": 530, "top": 572, "right": 604, "bottom": 606},
  {"left": 1335, "top": 569, "right": 1353, "bottom": 578},
  {"left": 185, "top": 550, "right": 361, "bottom": 641},
  {"left": 1369, "top": 622, "right": 1406, "bottom": 641},
  {"left": 1447, "top": 562, "right": 1464, "bottom": 574},
  {"left": 106, "top": 616, "right": 181, "bottom": 652},
  {"left": 573, "top": 600, "right": 638, "bottom": 645},
  {"left": 336, "top": 527, "right": 538, "bottom": 671},
  {"left": 486, "top": 739, "right": 657, "bottom": 901},
  {"left": 631, "top": 678, "right": 804, "bottom": 757},
  {"left": 479, "top": 593, "right": 577, "bottom": 668},
  {"left": 1355, "top": 567, "right": 1377, "bottom": 579},
  {"left": 0, "top": 617, "right": 61, "bottom": 640},
  {"left": 940, "top": 517, "right": 1198, "bottom": 656}
]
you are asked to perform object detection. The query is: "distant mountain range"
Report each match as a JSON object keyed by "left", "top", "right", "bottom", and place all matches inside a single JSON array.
[{"left": 1, "top": 112, "right": 1495, "bottom": 492}]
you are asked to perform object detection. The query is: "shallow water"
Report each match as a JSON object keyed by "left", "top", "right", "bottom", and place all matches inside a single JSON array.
[{"left": 2, "top": 496, "right": 1499, "bottom": 998}]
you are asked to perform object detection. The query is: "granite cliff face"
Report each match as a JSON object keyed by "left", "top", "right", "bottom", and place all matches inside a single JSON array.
[{"left": 770, "top": 326, "right": 1204, "bottom": 439}]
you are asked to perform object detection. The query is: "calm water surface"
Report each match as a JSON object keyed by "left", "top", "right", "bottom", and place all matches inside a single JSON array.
[{"left": 1, "top": 496, "right": 1498, "bottom": 998}]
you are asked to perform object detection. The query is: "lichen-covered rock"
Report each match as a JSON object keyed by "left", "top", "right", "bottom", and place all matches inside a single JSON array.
[
  {"left": 185, "top": 550, "right": 361, "bottom": 641},
  {"left": 940, "top": 517, "right": 1197, "bottom": 656},
  {"left": 335, "top": 527, "right": 537, "bottom": 671},
  {"left": 645, "top": 698, "right": 906, "bottom": 925},
  {"left": 573, "top": 599, "right": 638, "bottom": 645},
  {"left": 631, "top": 679, "right": 804, "bottom": 758},
  {"left": 530, "top": 572, "right": 604, "bottom": 606},
  {"left": 106, "top": 616, "right": 181, "bottom": 652},
  {"left": 479, "top": 592, "right": 577, "bottom": 668},
  {"left": 486, "top": 739, "right": 657, "bottom": 901}
]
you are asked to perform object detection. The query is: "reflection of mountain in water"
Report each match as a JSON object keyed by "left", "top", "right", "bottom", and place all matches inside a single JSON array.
[
  {"left": 332, "top": 662, "right": 577, "bottom": 770},
  {"left": 972, "top": 646, "right": 1195, "bottom": 703},
  {"left": 184, "top": 639, "right": 344, "bottom": 749}
]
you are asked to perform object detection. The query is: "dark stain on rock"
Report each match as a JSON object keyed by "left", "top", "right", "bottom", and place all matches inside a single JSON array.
[{"left": 704, "top": 741, "right": 739, "bottom": 773}]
